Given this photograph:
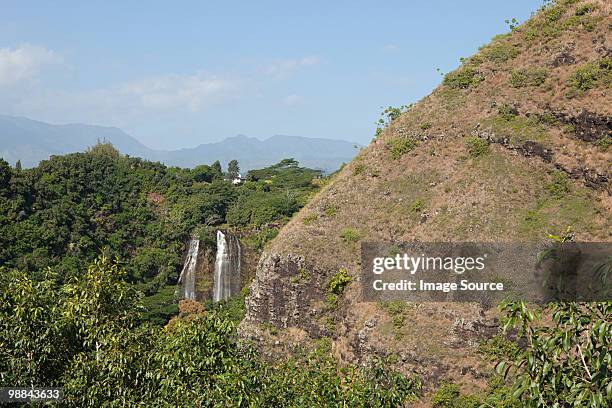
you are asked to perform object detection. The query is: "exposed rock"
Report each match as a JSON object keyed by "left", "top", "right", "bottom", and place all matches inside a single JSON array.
[
  {"left": 240, "top": 252, "right": 326, "bottom": 337},
  {"left": 553, "top": 109, "right": 612, "bottom": 143},
  {"left": 549, "top": 43, "right": 576, "bottom": 67},
  {"left": 520, "top": 141, "right": 554, "bottom": 163},
  {"left": 555, "top": 164, "right": 611, "bottom": 192}
]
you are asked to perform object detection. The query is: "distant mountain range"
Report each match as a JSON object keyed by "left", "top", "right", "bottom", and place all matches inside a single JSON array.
[{"left": 0, "top": 115, "right": 360, "bottom": 172}]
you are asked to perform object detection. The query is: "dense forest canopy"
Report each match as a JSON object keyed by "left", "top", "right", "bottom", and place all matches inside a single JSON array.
[{"left": 0, "top": 142, "right": 322, "bottom": 323}]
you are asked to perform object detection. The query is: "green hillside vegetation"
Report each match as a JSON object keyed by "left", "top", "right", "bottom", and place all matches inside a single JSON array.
[
  {"left": 0, "top": 143, "right": 321, "bottom": 324},
  {"left": 0, "top": 257, "right": 420, "bottom": 406}
]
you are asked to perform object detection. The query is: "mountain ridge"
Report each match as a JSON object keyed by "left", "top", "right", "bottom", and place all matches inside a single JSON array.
[{"left": 0, "top": 114, "right": 359, "bottom": 171}]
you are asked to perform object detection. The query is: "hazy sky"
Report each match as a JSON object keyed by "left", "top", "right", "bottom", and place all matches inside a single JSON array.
[{"left": 1, "top": 0, "right": 541, "bottom": 149}]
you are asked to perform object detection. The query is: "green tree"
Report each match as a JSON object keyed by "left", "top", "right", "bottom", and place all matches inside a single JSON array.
[
  {"left": 497, "top": 301, "right": 611, "bottom": 406},
  {"left": 191, "top": 164, "right": 216, "bottom": 183},
  {"left": 0, "top": 268, "right": 72, "bottom": 387},
  {"left": 0, "top": 158, "right": 11, "bottom": 189},
  {"left": 86, "top": 141, "right": 121, "bottom": 158},
  {"left": 62, "top": 256, "right": 140, "bottom": 361},
  {"left": 211, "top": 160, "right": 223, "bottom": 177},
  {"left": 227, "top": 159, "right": 240, "bottom": 179}
]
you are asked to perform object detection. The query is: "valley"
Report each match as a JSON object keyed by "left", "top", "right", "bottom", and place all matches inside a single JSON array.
[{"left": 0, "top": 0, "right": 610, "bottom": 406}]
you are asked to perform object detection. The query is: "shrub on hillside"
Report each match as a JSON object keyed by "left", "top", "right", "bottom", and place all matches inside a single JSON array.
[
  {"left": 509, "top": 68, "right": 548, "bottom": 87},
  {"left": 352, "top": 162, "right": 367, "bottom": 175},
  {"left": 388, "top": 137, "right": 417, "bottom": 159},
  {"left": 339, "top": 228, "right": 360, "bottom": 243},
  {"left": 481, "top": 43, "right": 520, "bottom": 63},
  {"left": 544, "top": 171, "right": 571, "bottom": 198},
  {"left": 566, "top": 57, "right": 612, "bottom": 94},
  {"left": 431, "top": 382, "right": 480, "bottom": 408},
  {"left": 465, "top": 137, "right": 490, "bottom": 157},
  {"left": 498, "top": 103, "right": 518, "bottom": 121},
  {"left": 575, "top": 2, "right": 597, "bottom": 16},
  {"left": 328, "top": 268, "right": 352, "bottom": 295},
  {"left": 443, "top": 67, "right": 484, "bottom": 89}
]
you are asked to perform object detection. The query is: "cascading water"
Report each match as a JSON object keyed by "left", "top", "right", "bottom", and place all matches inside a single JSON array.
[
  {"left": 178, "top": 239, "right": 199, "bottom": 300},
  {"left": 213, "top": 230, "right": 241, "bottom": 302}
]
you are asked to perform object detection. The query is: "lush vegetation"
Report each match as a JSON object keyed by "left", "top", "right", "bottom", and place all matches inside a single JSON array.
[
  {"left": 480, "top": 42, "right": 520, "bottom": 64},
  {"left": 0, "top": 145, "right": 321, "bottom": 324},
  {"left": 0, "top": 257, "right": 421, "bottom": 406},
  {"left": 428, "top": 300, "right": 611, "bottom": 407},
  {"left": 0, "top": 148, "right": 425, "bottom": 405},
  {"left": 226, "top": 158, "right": 321, "bottom": 227},
  {"left": 566, "top": 57, "right": 612, "bottom": 95},
  {"left": 496, "top": 301, "right": 611, "bottom": 407}
]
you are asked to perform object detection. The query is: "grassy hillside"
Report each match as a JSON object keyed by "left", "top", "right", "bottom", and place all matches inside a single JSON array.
[{"left": 242, "top": 0, "right": 611, "bottom": 401}]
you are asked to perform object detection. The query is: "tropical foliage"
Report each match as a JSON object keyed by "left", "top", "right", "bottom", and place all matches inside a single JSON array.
[
  {"left": 0, "top": 145, "right": 320, "bottom": 324},
  {"left": 0, "top": 257, "right": 421, "bottom": 406}
]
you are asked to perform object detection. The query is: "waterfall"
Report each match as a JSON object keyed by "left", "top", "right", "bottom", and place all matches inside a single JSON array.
[
  {"left": 213, "top": 230, "right": 241, "bottom": 302},
  {"left": 178, "top": 239, "right": 199, "bottom": 300}
]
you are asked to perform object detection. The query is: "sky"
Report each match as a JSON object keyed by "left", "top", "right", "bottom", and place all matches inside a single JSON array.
[{"left": 1, "top": 0, "right": 542, "bottom": 149}]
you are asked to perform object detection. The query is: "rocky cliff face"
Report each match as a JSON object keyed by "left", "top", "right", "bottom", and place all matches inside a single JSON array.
[
  {"left": 241, "top": 0, "right": 610, "bottom": 389},
  {"left": 245, "top": 254, "right": 325, "bottom": 335}
]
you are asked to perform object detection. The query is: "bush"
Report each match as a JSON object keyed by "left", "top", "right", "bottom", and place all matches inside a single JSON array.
[
  {"left": 324, "top": 205, "right": 338, "bottom": 217},
  {"left": 498, "top": 104, "right": 518, "bottom": 121},
  {"left": 431, "top": 381, "right": 482, "bottom": 408},
  {"left": 290, "top": 267, "right": 310, "bottom": 285},
  {"left": 481, "top": 43, "right": 519, "bottom": 63},
  {"left": 411, "top": 199, "right": 423, "bottom": 213},
  {"left": 544, "top": 171, "right": 570, "bottom": 198},
  {"left": 568, "top": 62, "right": 599, "bottom": 91},
  {"left": 328, "top": 268, "right": 352, "bottom": 295},
  {"left": 339, "top": 228, "right": 361, "bottom": 243},
  {"left": 326, "top": 269, "right": 352, "bottom": 310},
  {"left": 567, "top": 58, "right": 611, "bottom": 93},
  {"left": 242, "top": 227, "right": 279, "bottom": 251},
  {"left": 465, "top": 137, "right": 490, "bottom": 157},
  {"left": 302, "top": 213, "right": 318, "bottom": 225},
  {"left": 479, "top": 334, "right": 520, "bottom": 361},
  {"left": 379, "top": 301, "right": 410, "bottom": 339},
  {"left": 497, "top": 301, "right": 612, "bottom": 406},
  {"left": 431, "top": 382, "right": 460, "bottom": 407},
  {"left": 575, "top": 3, "right": 597, "bottom": 16},
  {"left": 531, "top": 111, "right": 558, "bottom": 126},
  {"left": 352, "top": 162, "right": 367, "bottom": 175},
  {"left": 596, "top": 136, "right": 610, "bottom": 151},
  {"left": 443, "top": 67, "right": 485, "bottom": 89},
  {"left": 509, "top": 68, "right": 548, "bottom": 87},
  {"left": 521, "top": 0, "right": 597, "bottom": 42},
  {"left": 388, "top": 137, "right": 417, "bottom": 159}
]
